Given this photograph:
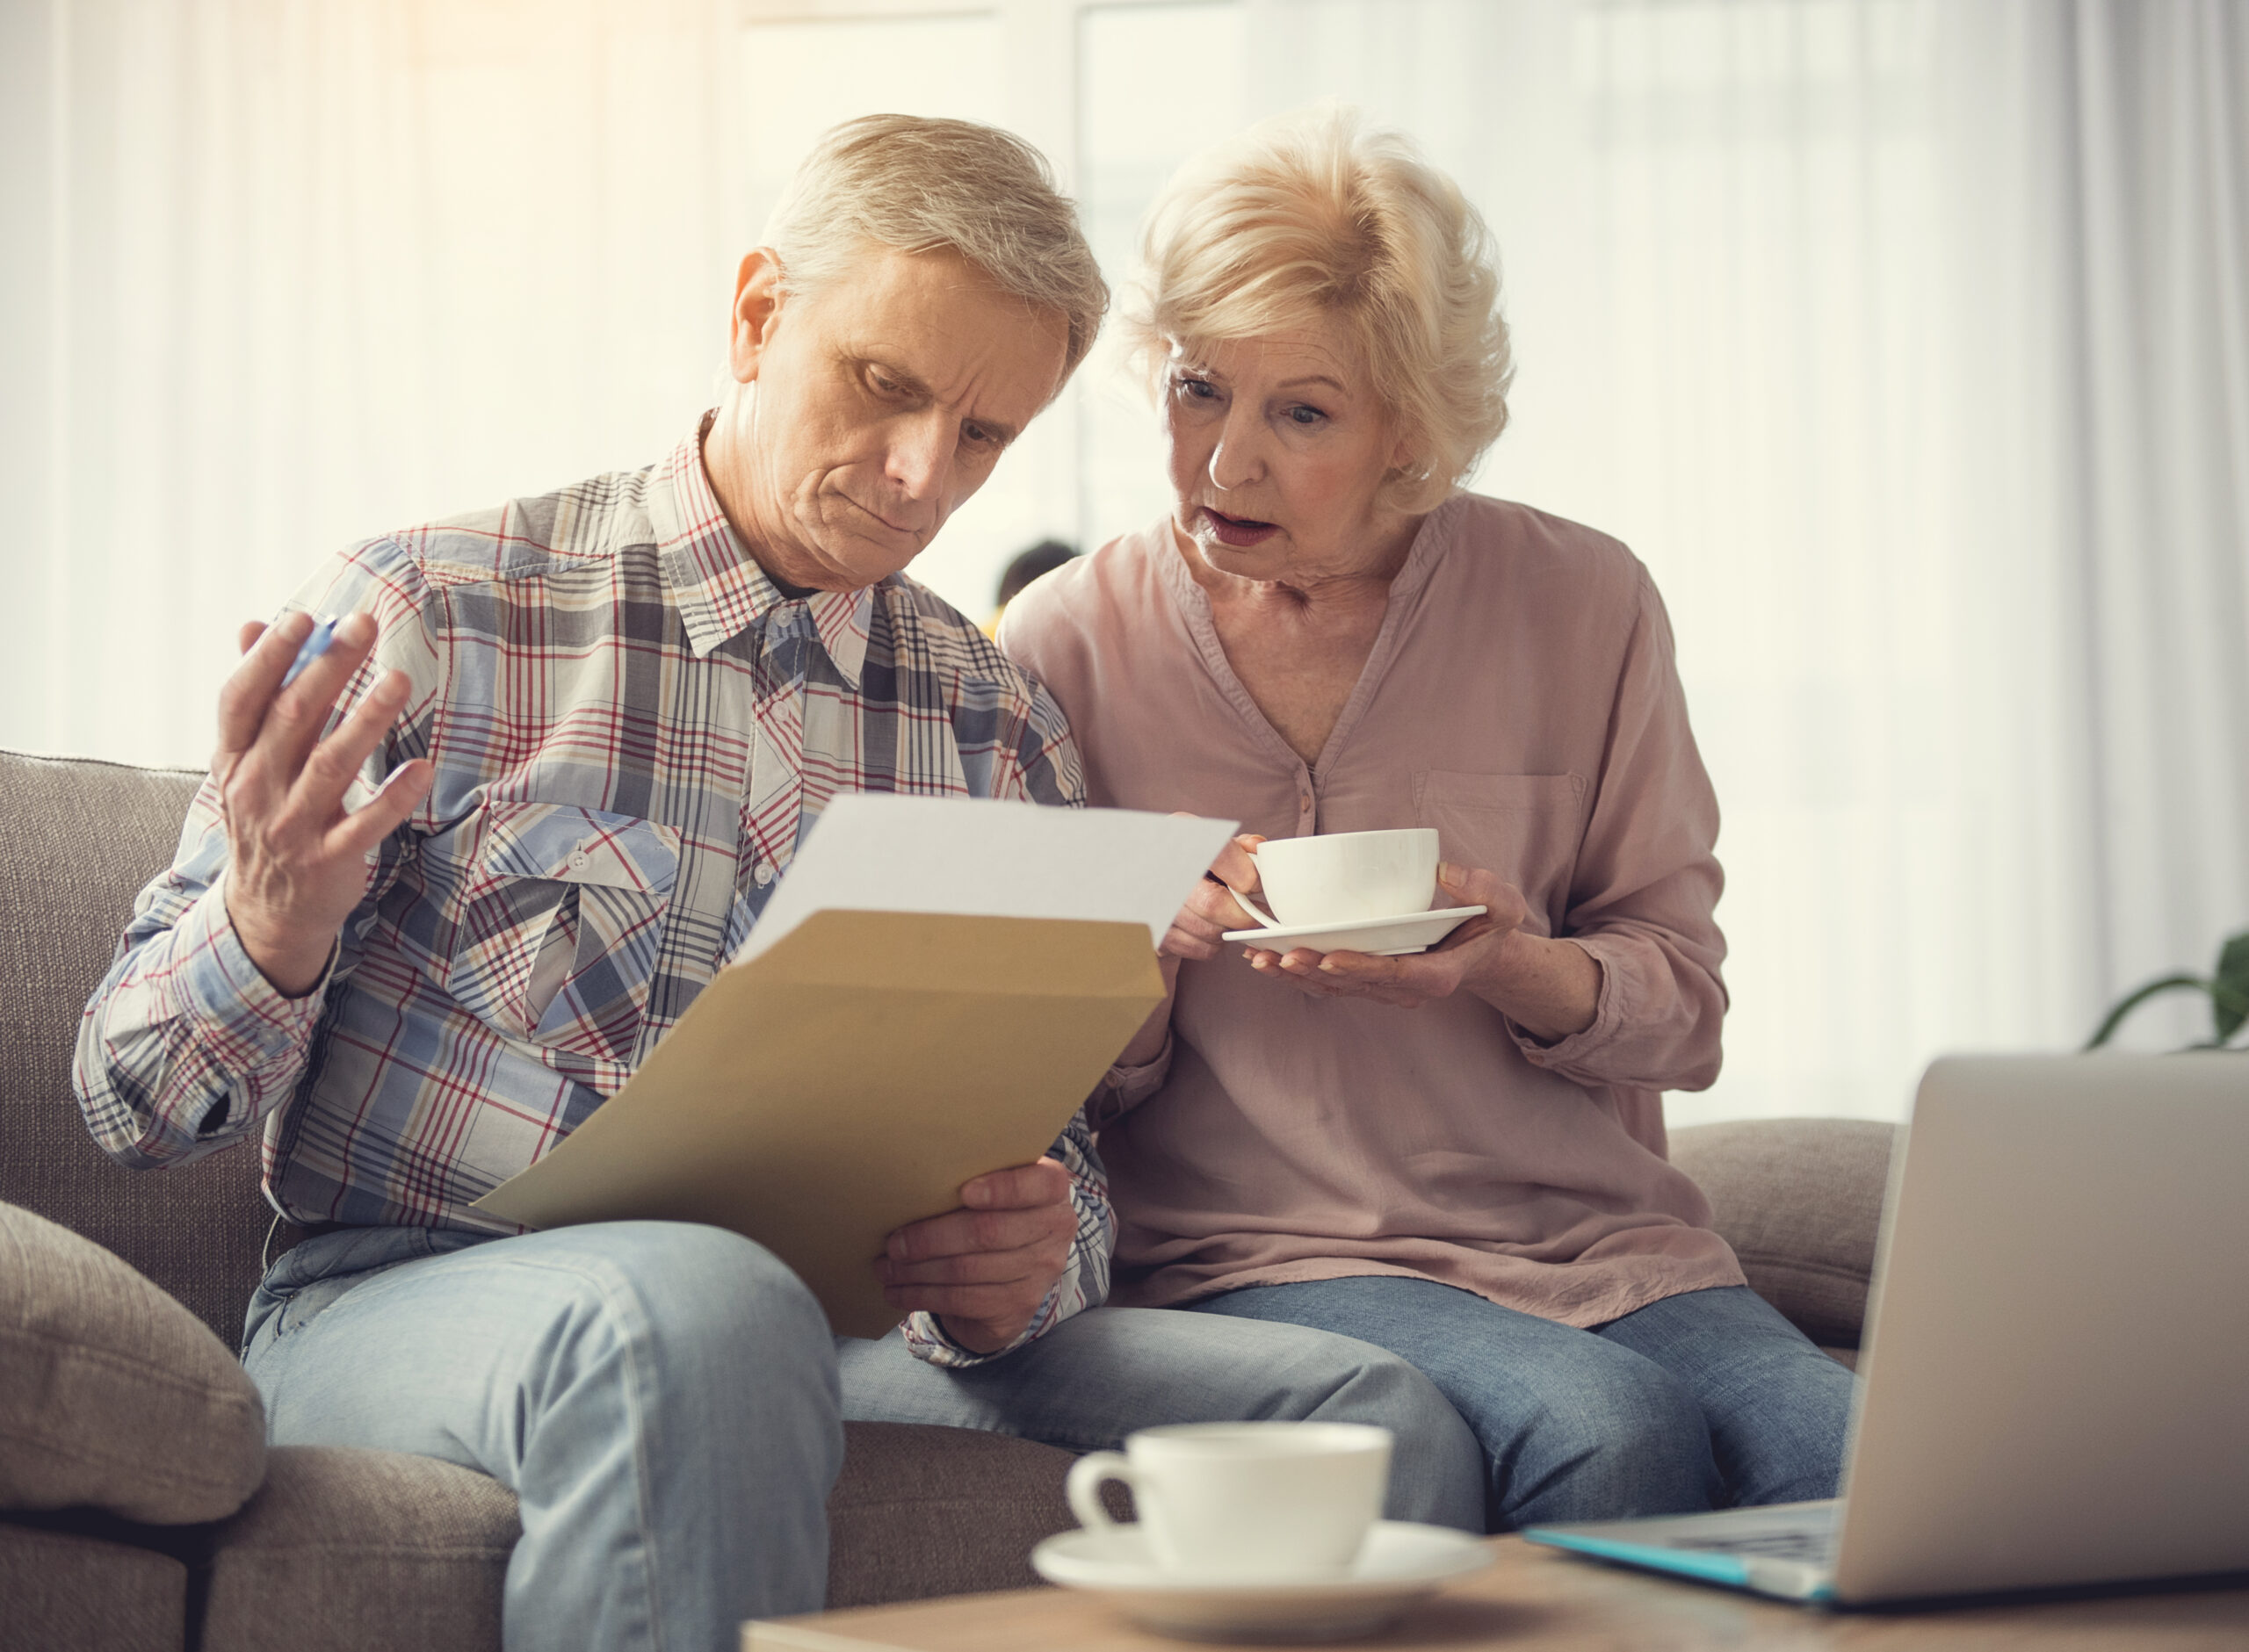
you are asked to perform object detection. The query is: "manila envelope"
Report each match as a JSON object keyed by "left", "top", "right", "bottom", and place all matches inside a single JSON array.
[{"left": 472, "top": 908, "right": 1163, "bottom": 1339}]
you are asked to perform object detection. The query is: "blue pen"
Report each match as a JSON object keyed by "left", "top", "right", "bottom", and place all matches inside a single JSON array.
[{"left": 281, "top": 616, "right": 339, "bottom": 689}]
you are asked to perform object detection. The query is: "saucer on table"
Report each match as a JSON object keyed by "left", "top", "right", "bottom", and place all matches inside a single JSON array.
[
  {"left": 1030, "top": 1519, "right": 1492, "bottom": 1642},
  {"left": 1220, "top": 905, "right": 1486, "bottom": 959}
]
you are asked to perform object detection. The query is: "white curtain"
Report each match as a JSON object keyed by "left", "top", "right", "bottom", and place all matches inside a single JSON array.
[
  {"left": 4, "top": 0, "right": 2243, "bottom": 1120},
  {"left": 0, "top": 0, "right": 746, "bottom": 768},
  {"left": 1934, "top": 0, "right": 2249, "bottom": 1062}
]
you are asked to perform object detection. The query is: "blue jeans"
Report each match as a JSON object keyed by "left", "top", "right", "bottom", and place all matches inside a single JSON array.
[
  {"left": 836, "top": 1308, "right": 1485, "bottom": 1530},
  {"left": 245, "top": 1224, "right": 1488, "bottom": 1652},
  {"left": 243, "top": 1223, "right": 842, "bottom": 1652},
  {"left": 1190, "top": 1279, "right": 1855, "bottom": 1531}
]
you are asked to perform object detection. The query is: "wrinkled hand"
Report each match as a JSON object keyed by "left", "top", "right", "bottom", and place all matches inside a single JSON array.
[
  {"left": 216, "top": 612, "right": 432, "bottom": 997},
  {"left": 877, "top": 1158, "right": 1076, "bottom": 1354},
  {"left": 1243, "top": 863, "right": 1529, "bottom": 1009},
  {"left": 1158, "top": 833, "right": 1271, "bottom": 960}
]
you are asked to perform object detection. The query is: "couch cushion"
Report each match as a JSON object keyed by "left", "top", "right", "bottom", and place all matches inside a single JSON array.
[
  {"left": 1670, "top": 1118, "right": 1898, "bottom": 1348},
  {"left": 198, "top": 1446, "right": 516, "bottom": 1652},
  {"left": 826, "top": 1421, "right": 1079, "bottom": 1608},
  {"left": 195, "top": 1422, "right": 1083, "bottom": 1642},
  {"left": 0, "top": 1521, "right": 186, "bottom": 1652},
  {"left": 0, "top": 1201, "right": 265, "bottom": 1523},
  {"left": 0, "top": 750, "right": 273, "bottom": 1350}
]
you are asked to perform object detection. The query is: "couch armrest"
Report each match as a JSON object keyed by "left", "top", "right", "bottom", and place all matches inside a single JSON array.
[{"left": 1669, "top": 1118, "right": 1898, "bottom": 1348}]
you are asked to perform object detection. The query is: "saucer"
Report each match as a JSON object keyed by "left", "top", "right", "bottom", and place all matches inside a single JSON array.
[
  {"left": 1030, "top": 1520, "right": 1492, "bottom": 1642},
  {"left": 1221, "top": 905, "right": 1487, "bottom": 958}
]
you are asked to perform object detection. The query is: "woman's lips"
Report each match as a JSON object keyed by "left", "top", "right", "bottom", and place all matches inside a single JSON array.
[{"left": 1200, "top": 507, "right": 1279, "bottom": 548}]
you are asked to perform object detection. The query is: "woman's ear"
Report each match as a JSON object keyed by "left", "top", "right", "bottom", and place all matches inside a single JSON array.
[
  {"left": 1386, "top": 416, "right": 1426, "bottom": 478},
  {"left": 727, "top": 249, "right": 788, "bottom": 386}
]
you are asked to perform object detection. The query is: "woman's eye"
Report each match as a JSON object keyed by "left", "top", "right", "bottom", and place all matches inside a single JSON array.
[
  {"left": 1287, "top": 405, "right": 1327, "bottom": 427},
  {"left": 1172, "top": 375, "right": 1219, "bottom": 402}
]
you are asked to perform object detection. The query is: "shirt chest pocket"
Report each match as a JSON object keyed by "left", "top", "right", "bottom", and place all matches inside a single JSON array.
[
  {"left": 440, "top": 801, "right": 682, "bottom": 1064},
  {"left": 1414, "top": 771, "right": 1587, "bottom": 935}
]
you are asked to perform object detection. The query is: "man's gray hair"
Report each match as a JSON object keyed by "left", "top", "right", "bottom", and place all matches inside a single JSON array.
[{"left": 761, "top": 115, "right": 1109, "bottom": 380}]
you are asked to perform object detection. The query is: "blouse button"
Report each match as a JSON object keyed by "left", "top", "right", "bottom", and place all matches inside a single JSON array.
[{"left": 753, "top": 862, "right": 777, "bottom": 888}]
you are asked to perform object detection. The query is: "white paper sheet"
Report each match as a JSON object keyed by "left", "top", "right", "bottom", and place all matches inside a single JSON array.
[{"left": 739, "top": 796, "right": 1237, "bottom": 964}]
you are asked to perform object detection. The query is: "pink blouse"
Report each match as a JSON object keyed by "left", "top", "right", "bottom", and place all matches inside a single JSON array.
[{"left": 999, "top": 494, "right": 1746, "bottom": 1327}]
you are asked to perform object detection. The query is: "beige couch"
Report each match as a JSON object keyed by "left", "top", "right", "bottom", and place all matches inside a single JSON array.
[{"left": 0, "top": 747, "right": 1896, "bottom": 1651}]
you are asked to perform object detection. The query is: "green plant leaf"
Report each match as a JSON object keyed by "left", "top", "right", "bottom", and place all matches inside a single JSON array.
[
  {"left": 2213, "top": 930, "right": 2249, "bottom": 1043},
  {"left": 2084, "top": 974, "right": 2209, "bottom": 1050}
]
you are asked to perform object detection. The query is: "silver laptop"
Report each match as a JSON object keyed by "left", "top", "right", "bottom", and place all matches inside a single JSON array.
[{"left": 1524, "top": 1052, "right": 2249, "bottom": 1605}]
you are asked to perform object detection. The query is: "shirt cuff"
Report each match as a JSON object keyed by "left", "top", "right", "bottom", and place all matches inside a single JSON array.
[
  {"left": 1507, "top": 938, "right": 1623, "bottom": 1071},
  {"left": 900, "top": 1273, "right": 1067, "bottom": 1370},
  {"left": 176, "top": 880, "right": 337, "bottom": 1063},
  {"left": 1095, "top": 1029, "right": 1174, "bottom": 1124}
]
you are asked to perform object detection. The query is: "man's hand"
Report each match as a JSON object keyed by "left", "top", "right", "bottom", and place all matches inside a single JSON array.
[
  {"left": 876, "top": 1157, "right": 1076, "bottom": 1354},
  {"left": 217, "top": 612, "right": 433, "bottom": 997}
]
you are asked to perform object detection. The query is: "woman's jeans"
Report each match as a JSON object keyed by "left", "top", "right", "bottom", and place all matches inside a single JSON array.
[
  {"left": 832, "top": 1311, "right": 1485, "bottom": 1530},
  {"left": 1190, "top": 1278, "right": 1856, "bottom": 1532},
  {"left": 244, "top": 1222, "right": 1488, "bottom": 1652}
]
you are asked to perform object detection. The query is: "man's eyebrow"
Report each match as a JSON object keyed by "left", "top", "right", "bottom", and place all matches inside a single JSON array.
[
  {"left": 861, "top": 356, "right": 933, "bottom": 400},
  {"left": 860, "top": 355, "right": 1021, "bottom": 444}
]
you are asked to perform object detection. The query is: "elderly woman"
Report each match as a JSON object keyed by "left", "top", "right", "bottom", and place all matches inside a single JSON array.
[{"left": 1000, "top": 109, "right": 1855, "bottom": 1530}]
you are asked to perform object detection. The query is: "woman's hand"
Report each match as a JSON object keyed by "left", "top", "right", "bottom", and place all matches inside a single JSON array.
[
  {"left": 1242, "top": 863, "right": 1602, "bottom": 1040},
  {"left": 1244, "top": 862, "right": 1516, "bottom": 1005},
  {"left": 1157, "top": 832, "right": 1270, "bottom": 960},
  {"left": 1110, "top": 829, "right": 1272, "bottom": 1074}
]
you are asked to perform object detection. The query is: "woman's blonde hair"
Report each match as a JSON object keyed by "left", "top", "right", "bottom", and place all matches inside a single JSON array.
[
  {"left": 1119, "top": 106, "right": 1512, "bottom": 513},
  {"left": 763, "top": 115, "right": 1109, "bottom": 382}
]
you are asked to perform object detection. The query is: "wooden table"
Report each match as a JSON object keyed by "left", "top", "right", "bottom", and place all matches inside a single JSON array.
[{"left": 744, "top": 1538, "right": 2249, "bottom": 1650}]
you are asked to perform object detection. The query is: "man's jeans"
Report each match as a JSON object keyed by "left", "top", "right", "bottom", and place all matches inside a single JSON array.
[
  {"left": 244, "top": 1224, "right": 1486, "bottom": 1652},
  {"left": 1190, "top": 1279, "right": 1856, "bottom": 1531},
  {"left": 836, "top": 1309, "right": 1486, "bottom": 1529},
  {"left": 243, "top": 1223, "right": 842, "bottom": 1652}
]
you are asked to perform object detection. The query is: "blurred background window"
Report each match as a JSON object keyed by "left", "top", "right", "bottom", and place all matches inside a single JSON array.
[{"left": 3, "top": 0, "right": 2242, "bottom": 1120}]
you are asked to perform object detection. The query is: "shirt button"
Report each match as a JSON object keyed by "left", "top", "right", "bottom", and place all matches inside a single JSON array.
[
  {"left": 568, "top": 848, "right": 591, "bottom": 870},
  {"left": 753, "top": 862, "right": 776, "bottom": 888},
  {"left": 1298, "top": 795, "right": 1313, "bottom": 812}
]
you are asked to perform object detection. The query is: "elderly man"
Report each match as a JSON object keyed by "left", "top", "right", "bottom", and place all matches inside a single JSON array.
[{"left": 73, "top": 118, "right": 1479, "bottom": 1651}]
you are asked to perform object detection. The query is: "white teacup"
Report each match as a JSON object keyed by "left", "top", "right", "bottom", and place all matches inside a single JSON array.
[
  {"left": 1064, "top": 1421, "right": 1392, "bottom": 1578},
  {"left": 1247, "top": 828, "right": 1440, "bottom": 927}
]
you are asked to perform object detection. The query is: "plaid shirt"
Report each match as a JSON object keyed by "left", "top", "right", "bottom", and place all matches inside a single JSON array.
[{"left": 74, "top": 420, "right": 1108, "bottom": 1366}]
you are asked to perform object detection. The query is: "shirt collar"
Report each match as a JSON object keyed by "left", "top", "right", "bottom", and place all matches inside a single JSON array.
[
  {"left": 1385, "top": 492, "right": 1466, "bottom": 602},
  {"left": 648, "top": 415, "right": 874, "bottom": 688}
]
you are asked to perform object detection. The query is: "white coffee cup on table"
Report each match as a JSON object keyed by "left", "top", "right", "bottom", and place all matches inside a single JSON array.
[
  {"left": 1247, "top": 828, "right": 1440, "bottom": 927},
  {"left": 1064, "top": 1421, "right": 1392, "bottom": 1578}
]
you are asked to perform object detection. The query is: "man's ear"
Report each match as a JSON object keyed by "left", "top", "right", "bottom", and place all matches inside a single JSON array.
[{"left": 729, "top": 249, "right": 788, "bottom": 386}]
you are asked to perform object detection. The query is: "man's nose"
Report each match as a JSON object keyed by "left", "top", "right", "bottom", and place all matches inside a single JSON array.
[
  {"left": 1208, "top": 404, "right": 1265, "bottom": 492},
  {"left": 886, "top": 412, "right": 951, "bottom": 502}
]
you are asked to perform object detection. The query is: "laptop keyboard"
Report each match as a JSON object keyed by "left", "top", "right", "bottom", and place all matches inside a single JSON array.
[{"left": 1672, "top": 1529, "right": 1838, "bottom": 1564}]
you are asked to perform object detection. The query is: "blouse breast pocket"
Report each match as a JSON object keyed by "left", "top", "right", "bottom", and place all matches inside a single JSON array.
[
  {"left": 438, "top": 800, "right": 682, "bottom": 1065},
  {"left": 1414, "top": 771, "right": 1587, "bottom": 934}
]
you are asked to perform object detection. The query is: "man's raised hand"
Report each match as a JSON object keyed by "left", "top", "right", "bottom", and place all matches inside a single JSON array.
[
  {"left": 216, "top": 612, "right": 432, "bottom": 997},
  {"left": 875, "top": 1157, "right": 1077, "bottom": 1354}
]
